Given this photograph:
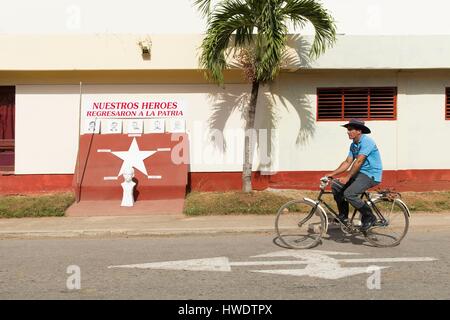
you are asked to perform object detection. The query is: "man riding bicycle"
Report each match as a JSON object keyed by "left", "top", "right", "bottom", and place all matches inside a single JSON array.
[{"left": 323, "top": 119, "right": 382, "bottom": 231}]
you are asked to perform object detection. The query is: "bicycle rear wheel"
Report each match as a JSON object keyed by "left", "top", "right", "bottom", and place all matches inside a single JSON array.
[
  {"left": 275, "top": 199, "right": 326, "bottom": 249},
  {"left": 365, "top": 198, "right": 409, "bottom": 247}
]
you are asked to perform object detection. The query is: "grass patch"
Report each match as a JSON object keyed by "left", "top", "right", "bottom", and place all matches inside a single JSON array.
[
  {"left": 401, "top": 191, "right": 450, "bottom": 212},
  {"left": 0, "top": 192, "right": 75, "bottom": 218},
  {"left": 184, "top": 191, "right": 296, "bottom": 216},
  {"left": 1, "top": 189, "right": 450, "bottom": 218},
  {"left": 184, "top": 190, "right": 450, "bottom": 216}
]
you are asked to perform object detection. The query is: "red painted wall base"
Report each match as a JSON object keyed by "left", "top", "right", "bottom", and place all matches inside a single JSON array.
[
  {"left": 0, "top": 174, "right": 74, "bottom": 195},
  {"left": 188, "top": 170, "right": 450, "bottom": 192},
  {"left": 2, "top": 169, "right": 450, "bottom": 195}
]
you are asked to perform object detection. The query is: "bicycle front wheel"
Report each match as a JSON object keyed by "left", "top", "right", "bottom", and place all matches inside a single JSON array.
[
  {"left": 365, "top": 198, "right": 410, "bottom": 247},
  {"left": 275, "top": 199, "right": 326, "bottom": 249}
]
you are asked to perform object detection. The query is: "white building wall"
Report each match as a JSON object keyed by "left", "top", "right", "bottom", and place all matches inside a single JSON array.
[
  {"left": 1, "top": 0, "right": 449, "bottom": 35},
  {"left": 3, "top": 34, "right": 450, "bottom": 71},
  {"left": 397, "top": 71, "right": 450, "bottom": 169},
  {"left": 15, "top": 85, "right": 80, "bottom": 174},
  {"left": 14, "top": 70, "right": 450, "bottom": 175}
]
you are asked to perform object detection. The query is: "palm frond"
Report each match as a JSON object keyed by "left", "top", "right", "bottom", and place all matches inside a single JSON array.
[
  {"left": 281, "top": 0, "right": 336, "bottom": 58},
  {"left": 255, "top": 0, "right": 287, "bottom": 81},
  {"left": 199, "top": 0, "right": 255, "bottom": 84},
  {"left": 193, "top": 0, "right": 212, "bottom": 18},
  {"left": 197, "top": 0, "right": 337, "bottom": 84}
]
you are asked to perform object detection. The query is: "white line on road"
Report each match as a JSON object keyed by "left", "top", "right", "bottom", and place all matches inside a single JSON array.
[
  {"left": 338, "top": 257, "right": 437, "bottom": 263},
  {"left": 230, "top": 261, "right": 308, "bottom": 266},
  {"left": 231, "top": 257, "right": 437, "bottom": 266}
]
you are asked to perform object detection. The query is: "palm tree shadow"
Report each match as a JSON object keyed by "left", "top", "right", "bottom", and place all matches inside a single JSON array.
[
  {"left": 206, "top": 90, "right": 281, "bottom": 171},
  {"left": 284, "top": 34, "right": 315, "bottom": 70},
  {"left": 267, "top": 82, "right": 315, "bottom": 146},
  {"left": 270, "top": 35, "right": 316, "bottom": 146},
  {"left": 207, "top": 90, "right": 249, "bottom": 152}
]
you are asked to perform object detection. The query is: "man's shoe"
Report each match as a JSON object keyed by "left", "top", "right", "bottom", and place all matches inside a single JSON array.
[
  {"left": 359, "top": 204, "right": 377, "bottom": 231},
  {"left": 361, "top": 214, "right": 377, "bottom": 231}
]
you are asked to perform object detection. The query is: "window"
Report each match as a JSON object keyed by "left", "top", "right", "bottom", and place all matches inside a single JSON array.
[
  {"left": 446, "top": 88, "right": 450, "bottom": 120},
  {"left": 317, "top": 87, "right": 397, "bottom": 121},
  {"left": 0, "top": 86, "right": 15, "bottom": 173}
]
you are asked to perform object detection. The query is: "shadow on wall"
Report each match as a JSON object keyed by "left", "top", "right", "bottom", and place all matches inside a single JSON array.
[
  {"left": 276, "top": 35, "right": 315, "bottom": 145},
  {"left": 205, "top": 35, "right": 315, "bottom": 167},
  {"left": 285, "top": 35, "right": 314, "bottom": 70}
]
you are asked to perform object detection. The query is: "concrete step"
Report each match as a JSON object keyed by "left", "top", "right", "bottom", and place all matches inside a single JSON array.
[{"left": 65, "top": 199, "right": 184, "bottom": 217}]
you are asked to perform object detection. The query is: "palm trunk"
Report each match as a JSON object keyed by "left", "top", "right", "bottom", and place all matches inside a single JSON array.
[{"left": 242, "top": 80, "right": 259, "bottom": 192}]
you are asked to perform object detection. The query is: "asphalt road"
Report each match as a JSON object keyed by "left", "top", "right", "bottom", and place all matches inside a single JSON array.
[{"left": 1, "top": 229, "right": 449, "bottom": 300}]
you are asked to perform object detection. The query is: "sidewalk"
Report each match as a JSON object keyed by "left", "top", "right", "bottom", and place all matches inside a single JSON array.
[{"left": 1, "top": 212, "right": 450, "bottom": 239}]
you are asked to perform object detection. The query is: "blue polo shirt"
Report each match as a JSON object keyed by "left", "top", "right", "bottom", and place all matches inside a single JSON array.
[{"left": 348, "top": 135, "right": 383, "bottom": 182}]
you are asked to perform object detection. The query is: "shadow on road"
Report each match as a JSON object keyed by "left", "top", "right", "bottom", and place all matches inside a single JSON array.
[
  {"left": 324, "top": 227, "right": 370, "bottom": 246},
  {"left": 272, "top": 226, "right": 377, "bottom": 250},
  {"left": 272, "top": 236, "right": 292, "bottom": 249}
]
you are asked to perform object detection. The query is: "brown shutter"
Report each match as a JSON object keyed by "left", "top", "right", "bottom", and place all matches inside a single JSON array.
[
  {"left": 343, "top": 88, "right": 369, "bottom": 119},
  {"left": 317, "top": 88, "right": 343, "bottom": 120},
  {"left": 446, "top": 88, "right": 450, "bottom": 120},
  {"left": 317, "top": 87, "right": 396, "bottom": 121},
  {"left": 0, "top": 86, "right": 15, "bottom": 173},
  {"left": 369, "top": 87, "right": 396, "bottom": 119}
]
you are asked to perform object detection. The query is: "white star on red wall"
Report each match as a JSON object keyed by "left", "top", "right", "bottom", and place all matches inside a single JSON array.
[{"left": 111, "top": 138, "right": 156, "bottom": 177}]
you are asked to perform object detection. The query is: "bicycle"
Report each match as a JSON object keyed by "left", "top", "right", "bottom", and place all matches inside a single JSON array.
[{"left": 275, "top": 177, "right": 410, "bottom": 249}]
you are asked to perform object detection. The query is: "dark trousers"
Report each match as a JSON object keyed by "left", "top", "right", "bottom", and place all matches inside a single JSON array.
[{"left": 331, "top": 172, "right": 379, "bottom": 217}]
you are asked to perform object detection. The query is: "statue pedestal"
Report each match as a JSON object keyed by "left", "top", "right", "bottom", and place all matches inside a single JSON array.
[{"left": 121, "top": 181, "right": 136, "bottom": 207}]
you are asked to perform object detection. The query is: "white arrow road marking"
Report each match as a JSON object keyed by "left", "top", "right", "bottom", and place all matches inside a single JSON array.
[
  {"left": 251, "top": 250, "right": 360, "bottom": 258},
  {"left": 108, "top": 257, "right": 231, "bottom": 272},
  {"left": 107, "top": 250, "right": 437, "bottom": 280},
  {"left": 250, "top": 251, "right": 377, "bottom": 280},
  {"left": 252, "top": 267, "right": 390, "bottom": 280},
  {"left": 251, "top": 251, "right": 435, "bottom": 279},
  {"left": 338, "top": 257, "right": 437, "bottom": 263},
  {"left": 230, "top": 261, "right": 309, "bottom": 266}
]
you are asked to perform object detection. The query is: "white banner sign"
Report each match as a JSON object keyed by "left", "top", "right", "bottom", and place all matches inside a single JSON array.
[{"left": 82, "top": 98, "right": 186, "bottom": 119}]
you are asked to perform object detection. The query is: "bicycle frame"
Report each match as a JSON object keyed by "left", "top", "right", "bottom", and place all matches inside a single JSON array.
[{"left": 307, "top": 187, "right": 390, "bottom": 231}]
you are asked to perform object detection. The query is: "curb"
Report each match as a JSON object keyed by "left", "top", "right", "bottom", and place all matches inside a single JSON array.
[{"left": 0, "top": 227, "right": 275, "bottom": 239}]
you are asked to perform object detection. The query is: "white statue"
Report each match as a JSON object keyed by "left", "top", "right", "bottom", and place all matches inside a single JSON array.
[{"left": 121, "top": 167, "right": 136, "bottom": 207}]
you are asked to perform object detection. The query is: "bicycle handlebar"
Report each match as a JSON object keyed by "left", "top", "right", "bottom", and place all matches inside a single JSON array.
[{"left": 319, "top": 176, "right": 334, "bottom": 189}]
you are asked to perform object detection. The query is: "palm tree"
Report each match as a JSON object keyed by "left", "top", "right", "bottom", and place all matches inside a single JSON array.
[{"left": 194, "top": 0, "right": 336, "bottom": 192}]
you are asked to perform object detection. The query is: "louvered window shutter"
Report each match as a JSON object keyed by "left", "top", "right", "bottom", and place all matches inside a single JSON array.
[
  {"left": 446, "top": 88, "right": 450, "bottom": 120},
  {"left": 317, "top": 87, "right": 396, "bottom": 121}
]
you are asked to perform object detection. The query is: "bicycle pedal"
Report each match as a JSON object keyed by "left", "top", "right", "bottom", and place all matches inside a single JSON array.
[{"left": 374, "top": 220, "right": 387, "bottom": 227}]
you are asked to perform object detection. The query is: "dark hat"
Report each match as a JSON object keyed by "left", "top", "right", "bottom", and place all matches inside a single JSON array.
[{"left": 342, "top": 118, "right": 371, "bottom": 134}]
